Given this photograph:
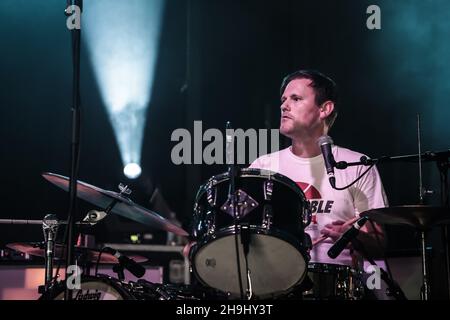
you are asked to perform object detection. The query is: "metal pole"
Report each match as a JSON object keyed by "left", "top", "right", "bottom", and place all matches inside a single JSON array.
[{"left": 420, "top": 231, "right": 430, "bottom": 300}]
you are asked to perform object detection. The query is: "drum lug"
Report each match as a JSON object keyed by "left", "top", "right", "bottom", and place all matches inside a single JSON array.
[
  {"left": 263, "top": 180, "right": 273, "bottom": 201},
  {"left": 206, "top": 210, "right": 216, "bottom": 235},
  {"left": 302, "top": 201, "right": 312, "bottom": 227},
  {"left": 262, "top": 204, "right": 273, "bottom": 229},
  {"left": 206, "top": 180, "right": 217, "bottom": 207}
]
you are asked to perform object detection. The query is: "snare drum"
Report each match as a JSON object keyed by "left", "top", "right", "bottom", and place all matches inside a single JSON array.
[
  {"left": 191, "top": 168, "right": 311, "bottom": 298},
  {"left": 303, "top": 263, "right": 365, "bottom": 300}
]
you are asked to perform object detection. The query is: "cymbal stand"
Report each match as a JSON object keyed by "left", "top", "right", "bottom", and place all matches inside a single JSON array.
[
  {"left": 419, "top": 229, "right": 430, "bottom": 300},
  {"left": 437, "top": 155, "right": 450, "bottom": 299},
  {"left": 416, "top": 115, "right": 430, "bottom": 300}
]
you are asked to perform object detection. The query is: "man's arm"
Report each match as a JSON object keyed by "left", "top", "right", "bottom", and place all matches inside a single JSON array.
[
  {"left": 353, "top": 163, "right": 389, "bottom": 258},
  {"left": 357, "top": 220, "right": 386, "bottom": 258},
  {"left": 321, "top": 219, "right": 386, "bottom": 258}
]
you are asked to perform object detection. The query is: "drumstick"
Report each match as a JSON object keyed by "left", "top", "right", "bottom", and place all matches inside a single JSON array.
[{"left": 311, "top": 216, "right": 361, "bottom": 247}]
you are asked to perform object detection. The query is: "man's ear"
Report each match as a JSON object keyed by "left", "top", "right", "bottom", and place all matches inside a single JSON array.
[{"left": 319, "top": 101, "right": 334, "bottom": 121}]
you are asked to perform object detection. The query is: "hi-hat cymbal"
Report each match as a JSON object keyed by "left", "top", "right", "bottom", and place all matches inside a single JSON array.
[
  {"left": 361, "top": 205, "right": 450, "bottom": 230},
  {"left": 6, "top": 242, "right": 148, "bottom": 264},
  {"left": 42, "top": 172, "right": 189, "bottom": 237}
]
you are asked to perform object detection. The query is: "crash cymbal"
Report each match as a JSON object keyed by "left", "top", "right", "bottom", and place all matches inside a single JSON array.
[
  {"left": 6, "top": 242, "right": 148, "bottom": 264},
  {"left": 361, "top": 205, "right": 450, "bottom": 230},
  {"left": 42, "top": 172, "right": 189, "bottom": 237}
]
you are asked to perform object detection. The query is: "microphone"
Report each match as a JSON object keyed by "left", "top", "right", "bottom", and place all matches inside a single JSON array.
[
  {"left": 226, "top": 121, "right": 237, "bottom": 204},
  {"left": 327, "top": 216, "right": 369, "bottom": 259},
  {"left": 103, "top": 247, "right": 146, "bottom": 278},
  {"left": 225, "top": 121, "right": 233, "bottom": 165},
  {"left": 317, "top": 135, "right": 336, "bottom": 188}
]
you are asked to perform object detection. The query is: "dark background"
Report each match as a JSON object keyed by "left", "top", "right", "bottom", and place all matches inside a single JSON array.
[{"left": 1, "top": 0, "right": 449, "bottom": 298}]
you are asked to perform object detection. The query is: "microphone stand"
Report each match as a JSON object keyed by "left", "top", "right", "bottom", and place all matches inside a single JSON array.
[
  {"left": 0, "top": 216, "right": 92, "bottom": 295},
  {"left": 42, "top": 215, "right": 59, "bottom": 290},
  {"left": 335, "top": 149, "right": 450, "bottom": 299},
  {"left": 226, "top": 122, "right": 245, "bottom": 299},
  {"left": 334, "top": 150, "right": 450, "bottom": 169},
  {"left": 64, "top": 0, "right": 83, "bottom": 301}
]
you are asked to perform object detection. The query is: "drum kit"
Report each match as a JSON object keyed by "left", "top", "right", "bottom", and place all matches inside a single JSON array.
[{"left": 2, "top": 164, "right": 450, "bottom": 300}]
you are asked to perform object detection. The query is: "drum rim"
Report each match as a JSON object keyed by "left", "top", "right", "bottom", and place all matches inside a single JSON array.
[
  {"left": 308, "top": 262, "right": 362, "bottom": 274},
  {"left": 190, "top": 225, "right": 309, "bottom": 298},
  {"left": 193, "top": 224, "right": 308, "bottom": 255},
  {"left": 194, "top": 168, "right": 307, "bottom": 204}
]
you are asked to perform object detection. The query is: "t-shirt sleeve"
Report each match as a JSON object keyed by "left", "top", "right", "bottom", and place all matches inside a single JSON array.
[
  {"left": 249, "top": 157, "right": 262, "bottom": 169},
  {"left": 352, "top": 165, "right": 389, "bottom": 216},
  {"left": 248, "top": 153, "right": 281, "bottom": 173}
]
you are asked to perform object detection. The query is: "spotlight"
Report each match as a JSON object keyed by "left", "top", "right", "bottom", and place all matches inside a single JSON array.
[{"left": 124, "top": 163, "right": 142, "bottom": 179}]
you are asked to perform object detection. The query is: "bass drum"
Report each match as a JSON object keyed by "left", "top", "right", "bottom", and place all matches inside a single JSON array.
[
  {"left": 40, "top": 276, "right": 227, "bottom": 300},
  {"left": 40, "top": 275, "right": 136, "bottom": 300},
  {"left": 191, "top": 168, "right": 312, "bottom": 299}
]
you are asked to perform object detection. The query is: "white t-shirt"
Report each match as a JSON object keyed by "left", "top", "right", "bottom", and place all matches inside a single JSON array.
[{"left": 249, "top": 146, "right": 388, "bottom": 266}]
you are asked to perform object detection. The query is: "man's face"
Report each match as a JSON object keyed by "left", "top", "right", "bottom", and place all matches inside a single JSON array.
[{"left": 279, "top": 78, "right": 323, "bottom": 139}]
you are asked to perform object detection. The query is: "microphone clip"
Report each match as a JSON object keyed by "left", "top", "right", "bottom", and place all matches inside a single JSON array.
[{"left": 82, "top": 210, "right": 108, "bottom": 225}]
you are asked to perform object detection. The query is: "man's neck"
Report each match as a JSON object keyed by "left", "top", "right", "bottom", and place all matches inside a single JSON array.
[{"left": 290, "top": 135, "right": 322, "bottom": 158}]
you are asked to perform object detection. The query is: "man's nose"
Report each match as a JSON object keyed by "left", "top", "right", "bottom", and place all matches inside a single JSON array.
[{"left": 281, "top": 101, "right": 289, "bottom": 112}]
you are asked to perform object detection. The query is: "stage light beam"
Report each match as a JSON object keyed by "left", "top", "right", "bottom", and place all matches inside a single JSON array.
[{"left": 83, "top": 0, "right": 164, "bottom": 177}]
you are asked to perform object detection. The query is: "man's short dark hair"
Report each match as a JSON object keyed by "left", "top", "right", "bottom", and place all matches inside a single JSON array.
[{"left": 280, "top": 69, "right": 338, "bottom": 128}]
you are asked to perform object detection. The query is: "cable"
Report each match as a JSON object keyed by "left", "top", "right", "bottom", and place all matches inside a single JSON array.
[
  {"left": 333, "top": 164, "right": 375, "bottom": 191},
  {"left": 94, "top": 247, "right": 109, "bottom": 277}
]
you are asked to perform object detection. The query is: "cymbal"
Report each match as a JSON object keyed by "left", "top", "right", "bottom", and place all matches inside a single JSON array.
[
  {"left": 6, "top": 242, "right": 148, "bottom": 264},
  {"left": 42, "top": 172, "right": 189, "bottom": 237},
  {"left": 361, "top": 205, "right": 450, "bottom": 230}
]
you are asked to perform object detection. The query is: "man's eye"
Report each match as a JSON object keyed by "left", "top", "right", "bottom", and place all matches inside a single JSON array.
[{"left": 293, "top": 97, "right": 301, "bottom": 101}]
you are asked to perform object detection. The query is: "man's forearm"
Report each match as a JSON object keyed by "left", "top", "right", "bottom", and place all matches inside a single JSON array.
[{"left": 355, "top": 230, "right": 386, "bottom": 258}]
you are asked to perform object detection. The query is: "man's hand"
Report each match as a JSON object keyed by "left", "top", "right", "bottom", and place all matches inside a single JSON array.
[
  {"left": 320, "top": 220, "right": 351, "bottom": 242},
  {"left": 319, "top": 218, "right": 386, "bottom": 258}
]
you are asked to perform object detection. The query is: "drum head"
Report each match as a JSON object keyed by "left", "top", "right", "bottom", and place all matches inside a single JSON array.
[{"left": 193, "top": 230, "right": 307, "bottom": 298}]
